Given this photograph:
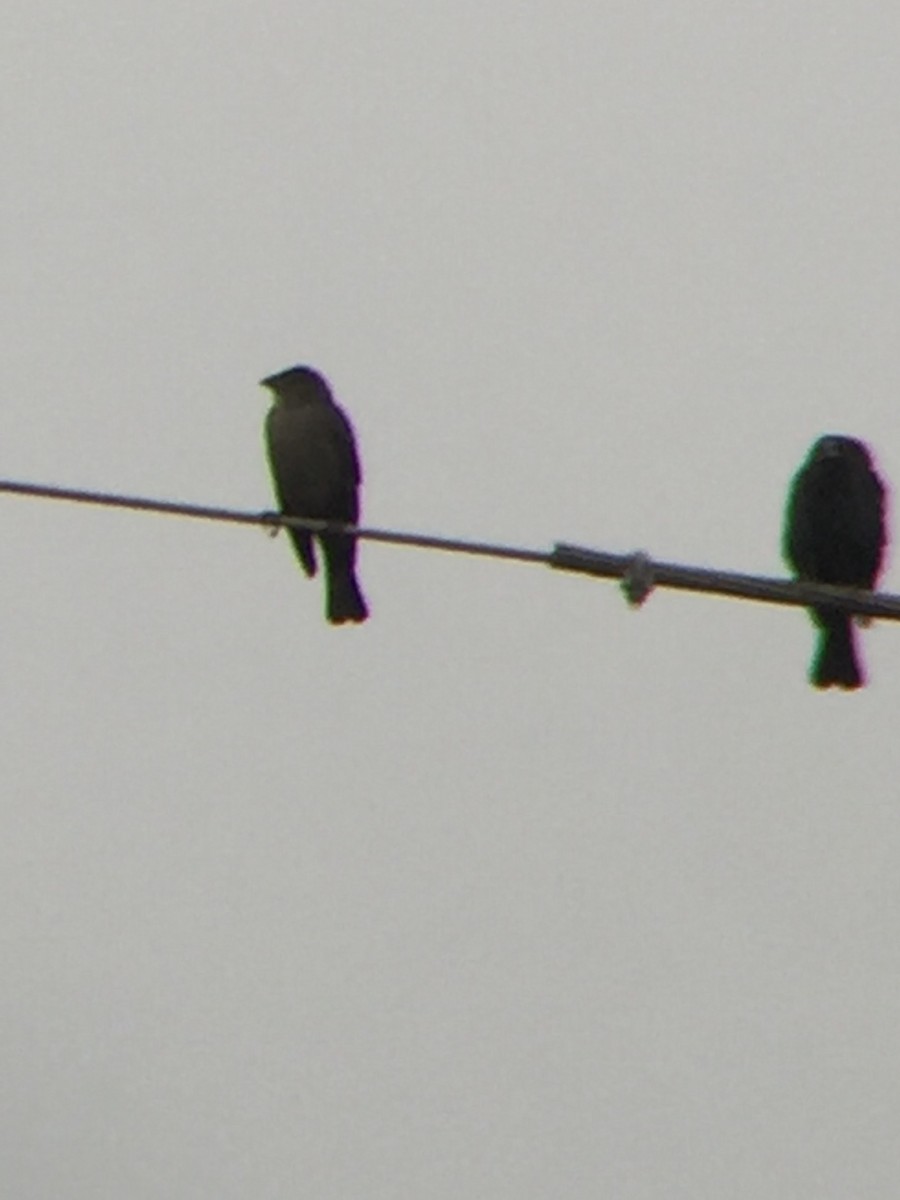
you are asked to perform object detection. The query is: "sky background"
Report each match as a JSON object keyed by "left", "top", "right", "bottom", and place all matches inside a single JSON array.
[{"left": 3, "top": 2, "right": 900, "bottom": 1196}]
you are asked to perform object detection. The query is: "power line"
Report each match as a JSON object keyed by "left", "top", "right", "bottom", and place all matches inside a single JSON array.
[{"left": 1, "top": 477, "right": 898, "bottom": 620}]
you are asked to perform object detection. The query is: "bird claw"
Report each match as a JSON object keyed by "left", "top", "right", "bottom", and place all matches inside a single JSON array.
[
  {"left": 854, "top": 587, "right": 874, "bottom": 627},
  {"left": 261, "top": 510, "right": 281, "bottom": 539},
  {"left": 621, "top": 551, "right": 655, "bottom": 608}
]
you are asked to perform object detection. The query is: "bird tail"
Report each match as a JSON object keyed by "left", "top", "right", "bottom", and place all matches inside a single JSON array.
[
  {"left": 322, "top": 534, "right": 369, "bottom": 624},
  {"left": 327, "top": 571, "right": 369, "bottom": 624},
  {"left": 811, "top": 609, "right": 863, "bottom": 689}
]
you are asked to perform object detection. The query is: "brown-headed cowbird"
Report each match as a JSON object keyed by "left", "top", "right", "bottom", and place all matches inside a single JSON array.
[
  {"left": 262, "top": 366, "right": 368, "bottom": 624},
  {"left": 783, "top": 435, "right": 886, "bottom": 689}
]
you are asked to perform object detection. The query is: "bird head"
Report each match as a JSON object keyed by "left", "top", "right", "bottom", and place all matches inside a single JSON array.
[
  {"left": 260, "top": 365, "right": 333, "bottom": 403},
  {"left": 811, "top": 434, "right": 873, "bottom": 469}
]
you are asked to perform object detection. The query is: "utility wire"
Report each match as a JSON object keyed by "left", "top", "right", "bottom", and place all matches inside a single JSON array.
[{"left": 1, "top": 477, "right": 899, "bottom": 621}]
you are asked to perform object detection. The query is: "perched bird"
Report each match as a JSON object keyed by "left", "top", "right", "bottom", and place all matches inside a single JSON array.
[
  {"left": 783, "top": 435, "right": 887, "bottom": 689},
  {"left": 262, "top": 365, "right": 369, "bottom": 624}
]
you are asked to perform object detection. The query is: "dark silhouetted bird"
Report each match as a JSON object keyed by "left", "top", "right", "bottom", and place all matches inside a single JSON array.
[
  {"left": 262, "top": 366, "right": 369, "bottom": 624},
  {"left": 783, "top": 435, "right": 887, "bottom": 689}
]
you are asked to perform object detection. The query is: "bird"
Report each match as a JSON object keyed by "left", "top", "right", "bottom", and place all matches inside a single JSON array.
[
  {"left": 261, "top": 365, "right": 369, "bottom": 624},
  {"left": 783, "top": 435, "right": 887, "bottom": 689}
]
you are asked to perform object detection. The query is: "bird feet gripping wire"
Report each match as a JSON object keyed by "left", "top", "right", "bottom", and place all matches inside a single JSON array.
[
  {"left": 261, "top": 509, "right": 282, "bottom": 539},
  {"left": 621, "top": 550, "right": 655, "bottom": 608}
]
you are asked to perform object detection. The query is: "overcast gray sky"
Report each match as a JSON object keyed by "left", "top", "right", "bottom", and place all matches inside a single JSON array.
[{"left": 3, "top": 2, "right": 900, "bottom": 1196}]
